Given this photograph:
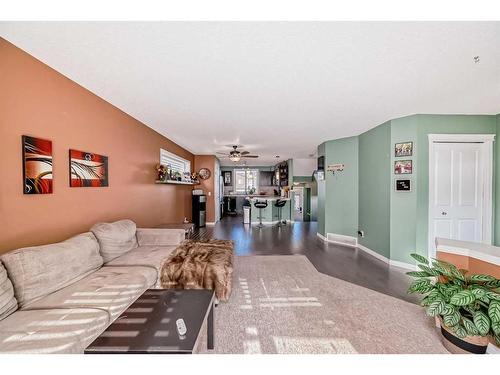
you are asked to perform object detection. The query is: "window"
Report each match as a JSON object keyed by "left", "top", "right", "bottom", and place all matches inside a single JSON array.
[
  {"left": 234, "top": 169, "right": 259, "bottom": 194},
  {"left": 160, "top": 149, "right": 191, "bottom": 175}
]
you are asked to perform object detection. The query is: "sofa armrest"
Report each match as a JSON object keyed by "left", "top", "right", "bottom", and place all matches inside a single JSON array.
[{"left": 136, "top": 228, "right": 185, "bottom": 246}]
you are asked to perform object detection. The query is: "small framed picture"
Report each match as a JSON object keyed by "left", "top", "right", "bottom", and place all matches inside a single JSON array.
[
  {"left": 395, "top": 179, "right": 411, "bottom": 192},
  {"left": 394, "top": 160, "right": 412, "bottom": 174},
  {"left": 223, "top": 171, "right": 232, "bottom": 186},
  {"left": 395, "top": 142, "right": 413, "bottom": 157}
]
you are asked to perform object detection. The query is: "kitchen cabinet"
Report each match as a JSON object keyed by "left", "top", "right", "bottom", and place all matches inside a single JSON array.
[{"left": 259, "top": 171, "right": 274, "bottom": 186}]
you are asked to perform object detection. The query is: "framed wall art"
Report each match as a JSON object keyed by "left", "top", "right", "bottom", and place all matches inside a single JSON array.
[
  {"left": 394, "top": 160, "right": 412, "bottom": 174},
  {"left": 22, "top": 135, "right": 53, "bottom": 194},
  {"left": 69, "top": 149, "right": 109, "bottom": 187},
  {"left": 395, "top": 179, "right": 412, "bottom": 192},
  {"left": 395, "top": 141, "right": 413, "bottom": 157},
  {"left": 223, "top": 171, "right": 232, "bottom": 186}
]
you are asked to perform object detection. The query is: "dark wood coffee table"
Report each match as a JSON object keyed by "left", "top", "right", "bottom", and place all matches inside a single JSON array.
[{"left": 85, "top": 289, "right": 215, "bottom": 354}]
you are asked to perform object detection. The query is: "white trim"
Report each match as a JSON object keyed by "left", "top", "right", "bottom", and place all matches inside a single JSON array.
[
  {"left": 326, "top": 233, "right": 358, "bottom": 247},
  {"left": 316, "top": 232, "right": 358, "bottom": 247},
  {"left": 356, "top": 243, "right": 388, "bottom": 263},
  {"left": 435, "top": 238, "right": 500, "bottom": 266},
  {"left": 389, "top": 259, "right": 417, "bottom": 270},
  {"left": 427, "top": 134, "right": 495, "bottom": 143},
  {"left": 427, "top": 134, "right": 495, "bottom": 260},
  {"left": 205, "top": 222, "right": 216, "bottom": 226},
  {"left": 317, "top": 234, "right": 418, "bottom": 270},
  {"left": 316, "top": 232, "right": 327, "bottom": 241},
  {"left": 357, "top": 244, "right": 417, "bottom": 270}
]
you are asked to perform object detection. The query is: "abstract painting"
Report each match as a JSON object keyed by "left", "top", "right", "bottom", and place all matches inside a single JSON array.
[
  {"left": 69, "top": 149, "right": 108, "bottom": 187},
  {"left": 22, "top": 135, "right": 53, "bottom": 194}
]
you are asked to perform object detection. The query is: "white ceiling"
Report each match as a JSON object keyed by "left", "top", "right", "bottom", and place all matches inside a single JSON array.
[{"left": 1, "top": 22, "right": 499, "bottom": 166}]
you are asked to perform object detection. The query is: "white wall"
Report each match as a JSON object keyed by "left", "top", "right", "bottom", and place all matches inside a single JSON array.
[{"left": 293, "top": 158, "right": 316, "bottom": 176}]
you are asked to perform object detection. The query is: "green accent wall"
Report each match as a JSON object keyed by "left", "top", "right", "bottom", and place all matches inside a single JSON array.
[
  {"left": 317, "top": 143, "right": 326, "bottom": 235},
  {"left": 496, "top": 114, "right": 500, "bottom": 244},
  {"left": 319, "top": 113, "right": 500, "bottom": 265},
  {"left": 359, "top": 121, "right": 391, "bottom": 258},
  {"left": 318, "top": 136, "right": 359, "bottom": 238}
]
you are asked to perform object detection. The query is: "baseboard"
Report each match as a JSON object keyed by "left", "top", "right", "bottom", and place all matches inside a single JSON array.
[
  {"left": 355, "top": 244, "right": 417, "bottom": 270},
  {"left": 356, "top": 243, "right": 389, "bottom": 263},
  {"left": 388, "top": 259, "right": 417, "bottom": 270},
  {"left": 317, "top": 232, "right": 357, "bottom": 247}
]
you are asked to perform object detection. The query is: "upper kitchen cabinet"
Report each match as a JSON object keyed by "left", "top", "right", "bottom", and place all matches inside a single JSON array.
[{"left": 259, "top": 170, "right": 274, "bottom": 186}]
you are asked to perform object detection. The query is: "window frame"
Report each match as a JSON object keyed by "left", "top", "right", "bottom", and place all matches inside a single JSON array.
[
  {"left": 234, "top": 168, "right": 259, "bottom": 194},
  {"left": 160, "top": 148, "right": 191, "bottom": 176}
]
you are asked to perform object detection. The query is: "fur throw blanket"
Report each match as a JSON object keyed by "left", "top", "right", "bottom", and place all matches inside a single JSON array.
[{"left": 159, "top": 239, "right": 234, "bottom": 302}]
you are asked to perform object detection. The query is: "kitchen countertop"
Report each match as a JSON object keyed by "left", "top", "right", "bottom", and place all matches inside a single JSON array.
[{"left": 223, "top": 194, "right": 289, "bottom": 200}]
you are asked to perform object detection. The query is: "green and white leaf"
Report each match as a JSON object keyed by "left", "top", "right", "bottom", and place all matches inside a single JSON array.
[
  {"left": 487, "top": 292, "right": 500, "bottom": 301},
  {"left": 443, "top": 311, "right": 461, "bottom": 327},
  {"left": 410, "top": 253, "right": 429, "bottom": 265},
  {"left": 488, "top": 300, "right": 500, "bottom": 323},
  {"left": 462, "top": 317, "right": 479, "bottom": 336},
  {"left": 469, "top": 274, "right": 496, "bottom": 283},
  {"left": 492, "top": 321, "right": 500, "bottom": 335},
  {"left": 442, "top": 304, "right": 457, "bottom": 316},
  {"left": 450, "top": 290, "right": 475, "bottom": 306},
  {"left": 408, "top": 279, "right": 433, "bottom": 294},
  {"left": 417, "top": 264, "right": 441, "bottom": 276},
  {"left": 473, "top": 311, "right": 490, "bottom": 336},
  {"left": 427, "top": 300, "right": 446, "bottom": 317},
  {"left": 453, "top": 325, "right": 468, "bottom": 339},
  {"left": 406, "top": 271, "right": 432, "bottom": 278}
]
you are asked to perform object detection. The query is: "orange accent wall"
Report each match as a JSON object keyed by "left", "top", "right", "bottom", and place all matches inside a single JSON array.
[
  {"left": 0, "top": 38, "right": 194, "bottom": 254},
  {"left": 193, "top": 155, "right": 216, "bottom": 223},
  {"left": 437, "top": 252, "right": 500, "bottom": 279}
]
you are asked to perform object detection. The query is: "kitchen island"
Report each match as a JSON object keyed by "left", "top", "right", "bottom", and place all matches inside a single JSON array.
[{"left": 246, "top": 196, "right": 292, "bottom": 224}]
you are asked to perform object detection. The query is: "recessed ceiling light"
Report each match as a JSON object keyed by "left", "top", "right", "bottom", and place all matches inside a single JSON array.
[
  {"left": 474, "top": 56, "right": 480, "bottom": 63},
  {"left": 275, "top": 155, "right": 280, "bottom": 158}
]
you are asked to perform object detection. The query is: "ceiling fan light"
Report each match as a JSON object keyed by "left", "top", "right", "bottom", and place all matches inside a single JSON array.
[{"left": 229, "top": 155, "right": 241, "bottom": 162}]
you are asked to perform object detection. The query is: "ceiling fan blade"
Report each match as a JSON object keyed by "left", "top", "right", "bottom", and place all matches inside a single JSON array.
[
  {"left": 242, "top": 155, "right": 259, "bottom": 158},
  {"left": 216, "top": 151, "right": 228, "bottom": 155},
  {"left": 240, "top": 151, "right": 250, "bottom": 155}
]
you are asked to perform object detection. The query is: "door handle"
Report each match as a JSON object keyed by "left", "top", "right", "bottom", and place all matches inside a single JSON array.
[{"left": 441, "top": 212, "right": 447, "bottom": 216}]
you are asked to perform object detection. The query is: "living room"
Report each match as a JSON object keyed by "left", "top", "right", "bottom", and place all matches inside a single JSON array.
[{"left": 1, "top": 1, "right": 500, "bottom": 374}]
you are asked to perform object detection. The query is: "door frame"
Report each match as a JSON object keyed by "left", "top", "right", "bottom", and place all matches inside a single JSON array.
[{"left": 427, "top": 134, "right": 495, "bottom": 259}]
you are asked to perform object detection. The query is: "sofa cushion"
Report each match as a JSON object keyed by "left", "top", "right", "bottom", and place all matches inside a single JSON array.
[
  {"left": 0, "top": 232, "right": 103, "bottom": 309},
  {"left": 23, "top": 266, "right": 156, "bottom": 321},
  {"left": 106, "top": 245, "right": 177, "bottom": 285},
  {"left": 0, "top": 262, "right": 17, "bottom": 321},
  {"left": 0, "top": 308, "right": 108, "bottom": 353},
  {"left": 136, "top": 228, "right": 185, "bottom": 246},
  {"left": 91, "top": 220, "right": 138, "bottom": 263}
]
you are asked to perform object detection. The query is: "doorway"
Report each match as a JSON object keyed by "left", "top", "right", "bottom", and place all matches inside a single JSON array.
[{"left": 428, "top": 134, "right": 494, "bottom": 258}]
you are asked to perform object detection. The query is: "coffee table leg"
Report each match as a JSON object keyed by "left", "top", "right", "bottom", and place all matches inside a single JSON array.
[{"left": 207, "top": 301, "right": 214, "bottom": 350}]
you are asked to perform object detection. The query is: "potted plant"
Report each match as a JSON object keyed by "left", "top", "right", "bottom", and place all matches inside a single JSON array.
[
  {"left": 155, "top": 164, "right": 167, "bottom": 181},
  {"left": 407, "top": 253, "right": 500, "bottom": 354}
]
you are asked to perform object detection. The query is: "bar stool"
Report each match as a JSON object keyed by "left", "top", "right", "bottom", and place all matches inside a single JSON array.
[
  {"left": 254, "top": 200, "right": 268, "bottom": 228},
  {"left": 274, "top": 199, "right": 287, "bottom": 226}
]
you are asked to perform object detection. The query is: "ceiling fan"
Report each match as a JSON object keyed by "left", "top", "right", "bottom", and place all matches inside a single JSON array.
[{"left": 216, "top": 145, "right": 259, "bottom": 162}]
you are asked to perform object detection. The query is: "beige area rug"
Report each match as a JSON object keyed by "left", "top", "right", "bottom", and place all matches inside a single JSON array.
[{"left": 198, "top": 255, "right": 448, "bottom": 354}]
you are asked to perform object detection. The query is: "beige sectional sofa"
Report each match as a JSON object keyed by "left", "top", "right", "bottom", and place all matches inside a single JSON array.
[{"left": 0, "top": 219, "right": 185, "bottom": 354}]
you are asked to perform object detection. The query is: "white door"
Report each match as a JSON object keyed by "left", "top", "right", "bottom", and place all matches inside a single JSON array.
[
  {"left": 292, "top": 187, "right": 304, "bottom": 221},
  {"left": 429, "top": 142, "right": 485, "bottom": 256}
]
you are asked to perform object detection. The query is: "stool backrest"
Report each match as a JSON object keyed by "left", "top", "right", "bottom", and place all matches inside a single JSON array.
[
  {"left": 254, "top": 200, "right": 268, "bottom": 209},
  {"left": 274, "top": 199, "right": 287, "bottom": 208}
]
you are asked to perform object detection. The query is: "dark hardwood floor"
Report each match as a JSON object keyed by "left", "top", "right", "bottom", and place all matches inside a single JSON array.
[{"left": 192, "top": 215, "right": 419, "bottom": 304}]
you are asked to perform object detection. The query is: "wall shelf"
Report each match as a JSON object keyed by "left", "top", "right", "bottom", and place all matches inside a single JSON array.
[{"left": 155, "top": 180, "right": 199, "bottom": 185}]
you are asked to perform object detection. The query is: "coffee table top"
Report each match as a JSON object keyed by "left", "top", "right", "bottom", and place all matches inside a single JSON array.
[{"left": 85, "top": 289, "right": 214, "bottom": 354}]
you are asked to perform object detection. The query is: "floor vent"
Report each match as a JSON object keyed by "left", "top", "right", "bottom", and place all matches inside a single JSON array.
[{"left": 326, "top": 233, "right": 358, "bottom": 247}]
